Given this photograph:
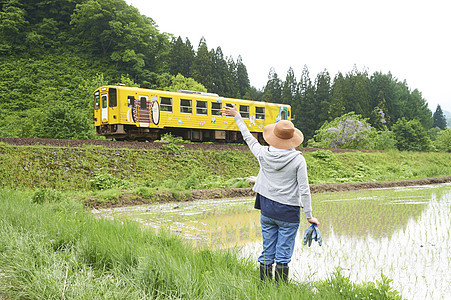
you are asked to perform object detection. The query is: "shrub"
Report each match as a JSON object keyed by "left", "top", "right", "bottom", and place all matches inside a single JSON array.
[
  {"left": 91, "top": 173, "right": 125, "bottom": 190},
  {"left": 311, "top": 112, "right": 374, "bottom": 149},
  {"left": 435, "top": 128, "right": 451, "bottom": 152},
  {"left": 392, "top": 118, "right": 432, "bottom": 151},
  {"left": 369, "top": 130, "right": 397, "bottom": 150}
]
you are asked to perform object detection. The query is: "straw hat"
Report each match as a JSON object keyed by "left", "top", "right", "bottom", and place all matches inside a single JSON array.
[{"left": 263, "top": 120, "right": 304, "bottom": 149}]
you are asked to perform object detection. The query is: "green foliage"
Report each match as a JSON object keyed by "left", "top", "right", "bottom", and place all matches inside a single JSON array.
[
  {"left": 160, "top": 143, "right": 185, "bottom": 155},
  {"left": 435, "top": 128, "right": 451, "bottom": 152},
  {"left": 0, "top": 0, "right": 436, "bottom": 142},
  {"left": 35, "top": 102, "right": 94, "bottom": 139},
  {"left": 91, "top": 173, "right": 126, "bottom": 190},
  {"left": 310, "top": 112, "right": 374, "bottom": 149},
  {"left": 392, "top": 118, "right": 432, "bottom": 151},
  {"left": 158, "top": 73, "right": 206, "bottom": 93},
  {"left": 31, "top": 188, "right": 62, "bottom": 204},
  {"left": 157, "top": 132, "right": 186, "bottom": 143},
  {"left": 369, "top": 130, "right": 397, "bottom": 150},
  {"left": 433, "top": 104, "right": 447, "bottom": 130}
]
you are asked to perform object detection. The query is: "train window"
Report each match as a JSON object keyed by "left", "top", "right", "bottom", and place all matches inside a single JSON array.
[
  {"left": 109, "top": 88, "right": 117, "bottom": 107},
  {"left": 256, "top": 107, "right": 265, "bottom": 120},
  {"left": 127, "top": 96, "right": 135, "bottom": 108},
  {"left": 180, "top": 99, "right": 192, "bottom": 114},
  {"left": 101, "top": 95, "right": 107, "bottom": 109},
  {"left": 196, "top": 100, "right": 208, "bottom": 115},
  {"left": 211, "top": 102, "right": 221, "bottom": 115},
  {"left": 140, "top": 97, "right": 147, "bottom": 110},
  {"left": 240, "top": 105, "right": 249, "bottom": 118},
  {"left": 94, "top": 92, "right": 100, "bottom": 109},
  {"left": 160, "top": 97, "right": 172, "bottom": 112}
]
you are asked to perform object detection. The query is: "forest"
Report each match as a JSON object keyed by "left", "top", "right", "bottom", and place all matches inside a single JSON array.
[{"left": 0, "top": 0, "right": 449, "bottom": 151}]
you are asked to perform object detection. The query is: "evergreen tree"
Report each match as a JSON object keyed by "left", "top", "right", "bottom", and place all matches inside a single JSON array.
[
  {"left": 262, "top": 68, "right": 282, "bottom": 103},
  {"left": 281, "top": 67, "right": 297, "bottom": 106},
  {"left": 352, "top": 69, "right": 371, "bottom": 118},
  {"left": 329, "top": 72, "right": 346, "bottom": 120},
  {"left": 191, "top": 37, "right": 214, "bottom": 92},
  {"left": 433, "top": 104, "right": 447, "bottom": 130},
  {"left": 370, "top": 72, "right": 395, "bottom": 126},
  {"left": 236, "top": 55, "right": 250, "bottom": 98},
  {"left": 211, "top": 46, "right": 228, "bottom": 96},
  {"left": 168, "top": 36, "right": 194, "bottom": 78},
  {"left": 406, "top": 89, "right": 433, "bottom": 129},
  {"left": 225, "top": 56, "right": 240, "bottom": 98},
  {"left": 314, "top": 70, "right": 331, "bottom": 128},
  {"left": 294, "top": 65, "right": 316, "bottom": 141}
]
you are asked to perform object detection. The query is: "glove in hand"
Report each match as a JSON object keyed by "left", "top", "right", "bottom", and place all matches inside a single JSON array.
[{"left": 303, "top": 224, "right": 322, "bottom": 247}]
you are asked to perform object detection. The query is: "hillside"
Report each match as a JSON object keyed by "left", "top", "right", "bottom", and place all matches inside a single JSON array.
[{"left": 1, "top": 0, "right": 445, "bottom": 146}]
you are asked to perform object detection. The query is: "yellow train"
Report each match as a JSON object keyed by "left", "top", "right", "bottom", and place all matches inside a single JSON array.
[{"left": 93, "top": 85, "right": 292, "bottom": 143}]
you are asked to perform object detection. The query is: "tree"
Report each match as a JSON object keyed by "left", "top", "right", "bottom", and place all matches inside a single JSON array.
[
  {"left": 0, "top": 1, "right": 28, "bottom": 52},
  {"left": 236, "top": 55, "right": 250, "bottom": 98},
  {"left": 159, "top": 73, "right": 206, "bottom": 93},
  {"left": 435, "top": 128, "right": 451, "bottom": 152},
  {"left": 391, "top": 118, "right": 432, "bottom": 151},
  {"left": 351, "top": 69, "right": 371, "bottom": 117},
  {"left": 281, "top": 67, "right": 296, "bottom": 106},
  {"left": 70, "top": 0, "right": 163, "bottom": 75},
  {"left": 225, "top": 56, "right": 240, "bottom": 98},
  {"left": 168, "top": 36, "right": 194, "bottom": 78},
  {"left": 329, "top": 72, "right": 346, "bottom": 120},
  {"left": 35, "top": 102, "right": 94, "bottom": 140},
  {"left": 432, "top": 104, "right": 447, "bottom": 130},
  {"left": 262, "top": 68, "right": 281, "bottom": 103},
  {"left": 314, "top": 70, "right": 331, "bottom": 128},
  {"left": 294, "top": 65, "right": 316, "bottom": 141},
  {"left": 191, "top": 37, "right": 214, "bottom": 91},
  {"left": 370, "top": 72, "right": 395, "bottom": 126}
]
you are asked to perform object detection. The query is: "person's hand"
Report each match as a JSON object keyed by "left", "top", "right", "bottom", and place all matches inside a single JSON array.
[
  {"left": 307, "top": 217, "right": 319, "bottom": 226},
  {"left": 220, "top": 104, "right": 239, "bottom": 117}
]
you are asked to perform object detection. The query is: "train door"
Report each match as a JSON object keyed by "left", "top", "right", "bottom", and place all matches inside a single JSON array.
[
  {"left": 280, "top": 107, "right": 288, "bottom": 120},
  {"left": 137, "top": 95, "right": 150, "bottom": 126},
  {"left": 101, "top": 94, "right": 108, "bottom": 122}
]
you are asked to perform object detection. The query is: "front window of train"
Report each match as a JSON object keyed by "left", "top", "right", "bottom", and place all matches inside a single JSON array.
[{"left": 94, "top": 91, "right": 100, "bottom": 109}]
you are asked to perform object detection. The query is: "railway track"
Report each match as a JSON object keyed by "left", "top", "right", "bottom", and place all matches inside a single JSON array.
[{"left": 0, "top": 137, "right": 381, "bottom": 153}]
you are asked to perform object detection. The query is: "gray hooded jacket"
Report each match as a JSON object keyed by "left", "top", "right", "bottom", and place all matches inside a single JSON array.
[{"left": 235, "top": 115, "right": 312, "bottom": 219}]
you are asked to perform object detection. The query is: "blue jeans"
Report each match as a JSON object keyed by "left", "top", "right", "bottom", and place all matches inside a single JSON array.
[{"left": 258, "top": 214, "right": 299, "bottom": 265}]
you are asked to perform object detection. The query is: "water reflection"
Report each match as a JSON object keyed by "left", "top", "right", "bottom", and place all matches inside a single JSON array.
[{"left": 95, "top": 184, "right": 451, "bottom": 300}]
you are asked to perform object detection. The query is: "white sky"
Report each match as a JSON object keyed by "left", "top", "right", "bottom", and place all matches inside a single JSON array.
[{"left": 125, "top": 0, "right": 451, "bottom": 113}]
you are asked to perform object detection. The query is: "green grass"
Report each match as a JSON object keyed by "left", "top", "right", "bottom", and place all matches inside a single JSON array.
[
  {"left": 0, "top": 143, "right": 450, "bottom": 203},
  {"left": 0, "top": 190, "right": 402, "bottom": 299}
]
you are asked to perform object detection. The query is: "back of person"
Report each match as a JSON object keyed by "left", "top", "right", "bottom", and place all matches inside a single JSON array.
[{"left": 220, "top": 104, "right": 319, "bottom": 283}]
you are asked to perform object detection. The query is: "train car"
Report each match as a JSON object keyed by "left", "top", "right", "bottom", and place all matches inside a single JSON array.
[{"left": 93, "top": 85, "right": 292, "bottom": 143}]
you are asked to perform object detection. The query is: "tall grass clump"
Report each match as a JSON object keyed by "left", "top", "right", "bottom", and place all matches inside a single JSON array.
[{"left": 0, "top": 189, "right": 402, "bottom": 299}]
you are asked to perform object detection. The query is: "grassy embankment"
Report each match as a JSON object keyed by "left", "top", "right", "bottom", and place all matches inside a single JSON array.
[
  {"left": 0, "top": 189, "right": 402, "bottom": 299},
  {"left": 2, "top": 143, "right": 447, "bottom": 298},
  {"left": 0, "top": 142, "right": 450, "bottom": 205}
]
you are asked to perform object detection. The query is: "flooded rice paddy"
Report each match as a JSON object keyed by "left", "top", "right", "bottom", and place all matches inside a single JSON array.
[{"left": 94, "top": 184, "right": 451, "bottom": 300}]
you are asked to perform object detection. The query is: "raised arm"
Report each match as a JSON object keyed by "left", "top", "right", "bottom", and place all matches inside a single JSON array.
[{"left": 220, "top": 104, "right": 263, "bottom": 157}]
